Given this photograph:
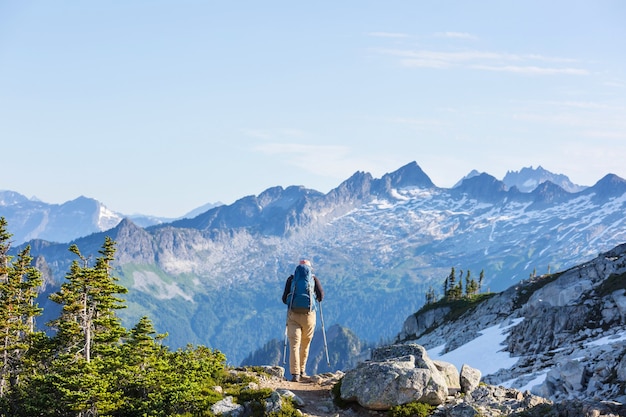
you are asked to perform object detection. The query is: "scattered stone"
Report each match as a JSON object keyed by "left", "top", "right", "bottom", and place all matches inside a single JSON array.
[
  {"left": 211, "top": 396, "right": 244, "bottom": 417},
  {"left": 264, "top": 391, "right": 284, "bottom": 414},
  {"left": 277, "top": 389, "right": 305, "bottom": 407},
  {"left": 258, "top": 365, "right": 285, "bottom": 379}
]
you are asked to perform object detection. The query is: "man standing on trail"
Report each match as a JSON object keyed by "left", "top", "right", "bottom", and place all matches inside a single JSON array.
[{"left": 282, "top": 259, "right": 324, "bottom": 382}]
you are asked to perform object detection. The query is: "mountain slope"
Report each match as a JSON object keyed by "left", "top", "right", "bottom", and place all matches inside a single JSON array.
[
  {"left": 399, "top": 242, "right": 626, "bottom": 402},
  {"left": 11, "top": 161, "right": 626, "bottom": 366}
]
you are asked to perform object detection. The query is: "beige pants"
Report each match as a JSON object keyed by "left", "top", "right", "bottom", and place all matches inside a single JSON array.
[{"left": 287, "top": 310, "right": 316, "bottom": 376}]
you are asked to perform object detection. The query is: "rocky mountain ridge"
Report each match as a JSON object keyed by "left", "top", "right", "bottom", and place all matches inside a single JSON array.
[
  {"left": 0, "top": 164, "right": 588, "bottom": 245},
  {"left": 0, "top": 192, "right": 223, "bottom": 245}
]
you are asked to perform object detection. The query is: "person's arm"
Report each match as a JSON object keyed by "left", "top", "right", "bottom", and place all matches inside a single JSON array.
[
  {"left": 282, "top": 275, "right": 293, "bottom": 304},
  {"left": 314, "top": 276, "right": 324, "bottom": 302}
]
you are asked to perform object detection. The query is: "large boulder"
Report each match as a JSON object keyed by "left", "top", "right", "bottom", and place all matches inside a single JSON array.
[
  {"left": 340, "top": 344, "right": 448, "bottom": 410},
  {"left": 460, "top": 364, "right": 482, "bottom": 393},
  {"left": 434, "top": 360, "right": 461, "bottom": 394}
]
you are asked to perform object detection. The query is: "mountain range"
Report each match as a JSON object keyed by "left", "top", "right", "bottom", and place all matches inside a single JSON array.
[
  {"left": 1, "top": 164, "right": 582, "bottom": 246},
  {"left": 3, "top": 162, "right": 626, "bottom": 369}
]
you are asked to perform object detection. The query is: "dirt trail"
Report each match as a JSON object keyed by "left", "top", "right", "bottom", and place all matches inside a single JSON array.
[{"left": 258, "top": 374, "right": 339, "bottom": 417}]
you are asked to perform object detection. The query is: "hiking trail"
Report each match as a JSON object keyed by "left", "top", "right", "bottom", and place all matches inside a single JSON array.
[{"left": 255, "top": 371, "right": 378, "bottom": 417}]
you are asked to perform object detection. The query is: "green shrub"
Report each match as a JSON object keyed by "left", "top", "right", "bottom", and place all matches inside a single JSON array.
[
  {"left": 236, "top": 387, "right": 274, "bottom": 403},
  {"left": 388, "top": 401, "right": 436, "bottom": 417}
]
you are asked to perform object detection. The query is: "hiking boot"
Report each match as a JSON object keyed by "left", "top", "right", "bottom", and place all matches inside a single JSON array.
[{"left": 291, "top": 374, "right": 300, "bottom": 382}]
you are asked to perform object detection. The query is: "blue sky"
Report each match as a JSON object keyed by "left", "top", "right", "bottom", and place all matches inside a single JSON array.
[{"left": 1, "top": 1, "right": 625, "bottom": 218}]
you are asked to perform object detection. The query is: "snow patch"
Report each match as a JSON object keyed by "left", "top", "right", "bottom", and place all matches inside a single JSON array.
[
  {"left": 586, "top": 330, "right": 626, "bottom": 347},
  {"left": 428, "top": 319, "right": 523, "bottom": 375}
]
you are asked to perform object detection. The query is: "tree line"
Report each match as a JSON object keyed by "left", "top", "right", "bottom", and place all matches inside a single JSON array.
[
  {"left": 425, "top": 267, "right": 485, "bottom": 305},
  {"left": 0, "top": 217, "right": 228, "bottom": 416}
]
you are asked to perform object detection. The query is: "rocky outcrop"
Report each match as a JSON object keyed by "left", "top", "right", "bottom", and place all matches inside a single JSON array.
[
  {"left": 400, "top": 243, "right": 626, "bottom": 404},
  {"left": 398, "top": 306, "right": 451, "bottom": 341},
  {"left": 340, "top": 344, "right": 475, "bottom": 410},
  {"left": 241, "top": 365, "right": 625, "bottom": 417}
]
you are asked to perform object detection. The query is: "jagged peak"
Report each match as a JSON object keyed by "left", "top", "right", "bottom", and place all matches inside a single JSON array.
[
  {"left": 330, "top": 170, "right": 374, "bottom": 197},
  {"left": 381, "top": 161, "right": 435, "bottom": 189},
  {"left": 503, "top": 165, "right": 585, "bottom": 193},
  {"left": 115, "top": 217, "right": 139, "bottom": 229},
  {"left": 453, "top": 172, "right": 507, "bottom": 199},
  {"left": 585, "top": 173, "right": 626, "bottom": 199}
]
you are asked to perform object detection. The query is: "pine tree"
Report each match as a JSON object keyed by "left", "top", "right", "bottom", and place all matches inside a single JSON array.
[
  {"left": 0, "top": 218, "right": 43, "bottom": 398},
  {"left": 48, "top": 237, "right": 127, "bottom": 362},
  {"left": 43, "top": 237, "right": 128, "bottom": 416},
  {"left": 446, "top": 267, "right": 456, "bottom": 299}
]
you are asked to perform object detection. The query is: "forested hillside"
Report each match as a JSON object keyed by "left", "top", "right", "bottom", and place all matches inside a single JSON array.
[{"left": 0, "top": 218, "right": 272, "bottom": 416}]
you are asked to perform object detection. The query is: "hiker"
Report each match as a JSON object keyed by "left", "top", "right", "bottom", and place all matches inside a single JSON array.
[{"left": 282, "top": 259, "right": 324, "bottom": 382}]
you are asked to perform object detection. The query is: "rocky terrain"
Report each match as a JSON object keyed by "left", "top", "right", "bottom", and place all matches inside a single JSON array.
[
  {"left": 399, "top": 242, "right": 626, "bottom": 404},
  {"left": 231, "top": 356, "right": 625, "bottom": 417}
]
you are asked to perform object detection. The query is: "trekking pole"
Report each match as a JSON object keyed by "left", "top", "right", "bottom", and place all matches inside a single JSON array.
[
  {"left": 283, "top": 279, "right": 295, "bottom": 365},
  {"left": 318, "top": 301, "right": 330, "bottom": 367},
  {"left": 282, "top": 321, "right": 288, "bottom": 365}
]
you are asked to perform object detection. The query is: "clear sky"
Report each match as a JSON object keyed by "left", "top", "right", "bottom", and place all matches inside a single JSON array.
[{"left": 1, "top": 1, "right": 625, "bottom": 218}]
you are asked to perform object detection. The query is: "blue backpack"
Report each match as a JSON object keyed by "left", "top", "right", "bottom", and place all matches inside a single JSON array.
[{"left": 288, "top": 264, "right": 315, "bottom": 312}]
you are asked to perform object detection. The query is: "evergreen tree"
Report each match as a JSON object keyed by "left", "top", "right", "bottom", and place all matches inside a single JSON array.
[
  {"left": 0, "top": 222, "right": 230, "bottom": 416},
  {"left": 445, "top": 267, "right": 456, "bottom": 299},
  {"left": 48, "top": 237, "right": 127, "bottom": 362},
  {"left": 115, "top": 316, "right": 172, "bottom": 416},
  {"left": 43, "top": 237, "right": 128, "bottom": 416},
  {"left": 0, "top": 218, "right": 43, "bottom": 399},
  {"left": 116, "top": 317, "right": 225, "bottom": 416}
]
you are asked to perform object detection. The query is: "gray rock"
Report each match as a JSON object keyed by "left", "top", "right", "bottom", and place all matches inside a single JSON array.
[
  {"left": 264, "top": 391, "right": 284, "bottom": 414},
  {"left": 440, "top": 402, "right": 481, "bottom": 417},
  {"left": 460, "top": 364, "right": 481, "bottom": 393},
  {"left": 398, "top": 306, "right": 451, "bottom": 341},
  {"left": 371, "top": 344, "right": 441, "bottom": 376},
  {"left": 258, "top": 365, "right": 285, "bottom": 379},
  {"left": 341, "top": 348, "right": 448, "bottom": 410},
  {"left": 617, "top": 353, "right": 626, "bottom": 382},
  {"left": 434, "top": 360, "right": 461, "bottom": 394},
  {"left": 211, "top": 396, "right": 244, "bottom": 417},
  {"left": 277, "top": 389, "right": 305, "bottom": 407}
]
